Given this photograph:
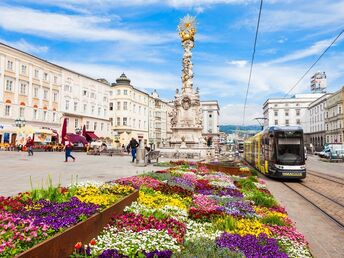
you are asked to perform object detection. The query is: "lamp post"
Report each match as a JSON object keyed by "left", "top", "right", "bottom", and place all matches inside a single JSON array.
[{"left": 15, "top": 118, "right": 26, "bottom": 128}]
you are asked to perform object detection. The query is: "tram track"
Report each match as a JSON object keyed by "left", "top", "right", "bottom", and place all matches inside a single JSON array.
[
  {"left": 282, "top": 181, "right": 344, "bottom": 228},
  {"left": 306, "top": 171, "right": 344, "bottom": 186}
]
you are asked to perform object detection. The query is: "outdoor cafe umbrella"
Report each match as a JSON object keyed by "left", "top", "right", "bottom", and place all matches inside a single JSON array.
[
  {"left": 82, "top": 125, "right": 86, "bottom": 137},
  {"left": 61, "top": 118, "right": 67, "bottom": 145}
]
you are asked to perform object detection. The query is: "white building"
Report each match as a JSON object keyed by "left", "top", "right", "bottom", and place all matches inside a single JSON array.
[
  {"left": 263, "top": 93, "right": 324, "bottom": 134},
  {"left": 0, "top": 43, "right": 62, "bottom": 144},
  {"left": 306, "top": 93, "right": 331, "bottom": 150},
  {"left": 60, "top": 69, "right": 111, "bottom": 138},
  {"left": 201, "top": 100, "right": 220, "bottom": 145},
  {"left": 311, "top": 72, "right": 327, "bottom": 93}
]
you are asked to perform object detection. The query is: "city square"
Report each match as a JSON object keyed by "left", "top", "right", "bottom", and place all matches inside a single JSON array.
[{"left": 1, "top": 0, "right": 344, "bottom": 257}]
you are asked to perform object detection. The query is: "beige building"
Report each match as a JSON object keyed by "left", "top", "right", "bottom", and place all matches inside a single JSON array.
[
  {"left": 325, "top": 87, "right": 344, "bottom": 144},
  {"left": 0, "top": 43, "right": 62, "bottom": 144},
  {"left": 110, "top": 73, "right": 150, "bottom": 146}
]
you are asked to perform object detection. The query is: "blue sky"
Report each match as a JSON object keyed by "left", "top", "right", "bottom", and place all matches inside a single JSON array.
[{"left": 1, "top": 0, "right": 344, "bottom": 125}]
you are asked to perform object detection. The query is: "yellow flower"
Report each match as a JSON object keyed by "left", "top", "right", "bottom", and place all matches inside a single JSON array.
[{"left": 229, "top": 218, "right": 272, "bottom": 237}]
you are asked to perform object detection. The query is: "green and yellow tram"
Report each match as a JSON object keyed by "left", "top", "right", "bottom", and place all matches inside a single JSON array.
[{"left": 244, "top": 126, "right": 306, "bottom": 179}]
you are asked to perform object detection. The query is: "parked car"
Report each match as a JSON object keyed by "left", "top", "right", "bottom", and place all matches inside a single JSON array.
[{"left": 319, "top": 144, "right": 344, "bottom": 159}]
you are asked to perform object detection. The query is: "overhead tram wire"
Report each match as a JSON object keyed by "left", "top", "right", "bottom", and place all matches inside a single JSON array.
[
  {"left": 284, "top": 28, "right": 344, "bottom": 98},
  {"left": 242, "top": 0, "right": 264, "bottom": 126}
]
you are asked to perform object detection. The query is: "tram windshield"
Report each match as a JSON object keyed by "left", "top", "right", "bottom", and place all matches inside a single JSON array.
[{"left": 276, "top": 137, "right": 304, "bottom": 165}]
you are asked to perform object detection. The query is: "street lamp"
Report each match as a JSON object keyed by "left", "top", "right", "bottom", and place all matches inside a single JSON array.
[{"left": 15, "top": 118, "right": 26, "bottom": 128}]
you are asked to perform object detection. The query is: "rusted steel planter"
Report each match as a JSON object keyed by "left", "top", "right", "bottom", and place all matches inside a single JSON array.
[
  {"left": 202, "top": 163, "right": 251, "bottom": 176},
  {"left": 16, "top": 190, "right": 139, "bottom": 258}
]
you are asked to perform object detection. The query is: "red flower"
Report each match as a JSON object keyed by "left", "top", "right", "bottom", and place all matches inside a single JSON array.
[
  {"left": 89, "top": 238, "right": 96, "bottom": 245},
  {"left": 74, "top": 242, "right": 82, "bottom": 249}
]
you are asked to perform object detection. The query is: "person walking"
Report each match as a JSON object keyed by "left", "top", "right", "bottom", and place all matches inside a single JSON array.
[
  {"left": 26, "top": 137, "right": 34, "bottom": 156},
  {"left": 129, "top": 137, "right": 139, "bottom": 163},
  {"left": 64, "top": 136, "right": 75, "bottom": 162}
]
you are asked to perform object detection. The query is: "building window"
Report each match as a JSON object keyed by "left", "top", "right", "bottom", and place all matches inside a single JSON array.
[
  {"left": 53, "top": 92, "right": 58, "bottom": 102},
  {"left": 124, "top": 90, "right": 128, "bottom": 95},
  {"left": 117, "top": 89, "right": 121, "bottom": 95},
  {"left": 285, "top": 119, "right": 289, "bottom": 126},
  {"left": 90, "top": 92, "right": 96, "bottom": 99},
  {"left": 65, "top": 100, "right": 70, "bottom": 110},
  {"left": 109, "top": 102, "right": 113, "bottom": 111},
  {"left": 20, "top": 83, "right": 26, "bottom": 95},
  {"left": 104, "top": 108, "right": 107, "bottom": 117},
  {"left": 97, "top": 107, "right": 101, "bottom": 116},
  {"left": 285, "top": 110, "right": 289, "bottom": 116},
  {"left": 296, "top": 119, "right": 301, "bottom": 125},
  {"left": 53, "top": 112, "right": 56, "bottom": 122},
  {"left": 75, "top": 119, "right": 79, "bottom": 129},
  {"left": 21, "top": 65, "right": 27, "bottom": 74},
  {"left": 7, "top": 60, "right": 13, "bottom": 70},
  {"left": 20, "top": 107, "right": 25, "bottom": 117},
  {"left": 86, "top": 121, "right": 90, "bottom": 130},
  {"left": 110, "top": 118, "right": 113, "bottom": 126},
  {"left": 133, "top": 119, "right": 136, "bottom": 127},
  {"left": 5, "top": 105, "right": 10, "bottom": 116},
  {"left": 43, "top": 111, "right": 47, "bottom": 121},
  {"left": 296, "top": 109, "right": 300, "bottom": 116},
  {"left": 123, "top": 102, "right": 127, "bottom": 110},
  {"left": 54, "top": 76, "right": 58, "bottom": 84},
  {"left": 123, "top": 117, "right": 127, "bottom": 126},
  {"left": 101, "top": 123, "right": 104, "bottom": 131},
  {"left": 339, "top": 106, "right": 342, "bottom": 114},
  {"left": 274, "top": 104, "right": 278, "bottom": 107},
  {"left": 274, "top": 110, "right": 278, "bottom": 116},
  {"left": 33, "top": 109, "right": 38, "bottom": 120},
  {"left": 5, "top": 80, "right": 13, "bottom": 91},
  {"left": 83, "top": 104, "right": 87, "bottom": 112},
  {"left": 117, "top": 117, "right": 121, "bottom": 126},
  {"left": 103, "top": 96, "right": 107, "bottom": 102},
  {"left": 117, "top": 102, "right": 121, "bottom": 110},
  {"left": 138, "top": 120, "right": 141, "bottom": 128},
  {"left": 91, "top": 106, "right": 95, "bottom": 114},
  {"left": 74, "top": 102, "right": 78, "bottom": 112},
  {"left": 209, "top": 114, "right": 212, "bottom": 118},
  {"left": 83, "top": 90, "right": 88, "bottom": 96},
  {"left": 43, "top": 89, "right": 49, "bottom": 100},
  {"left": 274, "top": 120, "right": 278, "bottom": 125},
  {"left": 44, "top": 72, "right": 48, "bottom": 81},
  {"left": 34, "top": 69, "right": 39, "bottom": 78}
]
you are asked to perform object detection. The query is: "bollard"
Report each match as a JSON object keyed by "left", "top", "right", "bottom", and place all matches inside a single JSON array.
[{"left": 135, "top": 148, "right": 147, "bottom": 167}]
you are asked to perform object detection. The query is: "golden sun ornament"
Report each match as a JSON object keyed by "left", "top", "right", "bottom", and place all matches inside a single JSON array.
[{"left": 178, "top": 15, "right": 196, "bottom": 42}]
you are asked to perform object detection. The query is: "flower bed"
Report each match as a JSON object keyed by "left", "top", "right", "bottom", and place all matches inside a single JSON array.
[
  {"left": 72, "top": 162, "right": 312, "bottom": 258},
  {"left": 0, "top": 182, "right": 135, "bottom": 257}
]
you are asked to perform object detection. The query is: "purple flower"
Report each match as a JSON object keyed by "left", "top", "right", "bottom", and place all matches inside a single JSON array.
[
  {"left": 222, "top": 200, "right": 255, "bottom": 217},
  {"left": 167, "top": 177, "right": 195, "bottom": 192},
  {"left": 143, "top": 250, "right": 173, "bottom": 258},
  {"left": 17, "top": 197, "right": 98, "bottom": 230},
  {"left": 216, "top": 233, "right": 288, "bottom": 258},
  {"left": 99, "top": 249, "right": 126, "bottom": 258}
]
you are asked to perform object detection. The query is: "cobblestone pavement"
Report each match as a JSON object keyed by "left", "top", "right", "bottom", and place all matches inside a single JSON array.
[
  {"left": 263, "top": 166, "right": 344, "bottom": 258},
  {"left": 0, "top": 151, "right": 165, "bottom": 196}
]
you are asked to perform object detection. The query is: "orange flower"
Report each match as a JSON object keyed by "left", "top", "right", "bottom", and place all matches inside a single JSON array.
[
  {"left": 89, "top": 238, "right": 96, "bottom": 245},
  {"left": 74, "top": 242, "right": 82, "bottom": 249}
]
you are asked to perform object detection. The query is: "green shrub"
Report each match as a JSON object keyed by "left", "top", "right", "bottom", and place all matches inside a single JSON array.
[
  {"left": 141, "top": 171, "right": 172, "bottom": 182},
  {"left": 260, "top": 215, "right": 285, "bottom": 226},
  {"left": 213, "top": 216, "right": 237, "bottom": 232},
  {"left": 244, "top": 190, "right": 277, "bottom": 208}
]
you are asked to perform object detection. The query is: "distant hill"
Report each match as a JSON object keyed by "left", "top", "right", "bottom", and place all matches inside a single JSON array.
[{"left": 219, "top": 124, "right": 261, "bottom": 134}]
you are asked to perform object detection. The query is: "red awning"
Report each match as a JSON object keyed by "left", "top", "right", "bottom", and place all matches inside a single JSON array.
[
  {"left": 85, "top": 131, "right": 98, "bottom": 141},
  {"left": 67, "top": 133, "right": 88, "bottom": 145}
]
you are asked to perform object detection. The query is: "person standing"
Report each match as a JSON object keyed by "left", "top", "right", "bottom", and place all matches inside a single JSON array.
[
  {"left": 26, "top": 137, "right": 34, "bottom": 156},
  {"left": 129, "top": 137, "right": 139, "bottom": 162},
  {"left": 64, "top": 136, "right": 75, "bottom": 162}
]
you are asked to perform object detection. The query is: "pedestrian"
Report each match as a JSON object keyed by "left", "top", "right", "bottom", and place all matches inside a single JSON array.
[
  {"left": 121, "top": 144, "right": 125, "bottom": 152},
  {"left": 126, "top": 143, "right": 130, "bottom": 154},
  {"left": 64, "top": 136, "right": 75, "bottom": 162},
  {"left": 129, "top": 137, "right": 139, "bottom": 162},
  {"left": 26, "top": 137, "right": 34, "bottom": 156}
]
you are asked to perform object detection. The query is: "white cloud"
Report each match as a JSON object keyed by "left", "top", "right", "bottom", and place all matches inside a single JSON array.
[
  {"left": 227, "top": 59, "right": 248, "bottom": 67},
  {"left": 268, "top": 38, "right": 340, "bottom": 64},
  {"left": 0, "top": 5, "right": 175, "bottom": 44},
  {"left": 221, "top": 103, "right": 262, "bottom": 124},
  {"left": 1, "top": 38, "right": 48, "bottom": 54}
]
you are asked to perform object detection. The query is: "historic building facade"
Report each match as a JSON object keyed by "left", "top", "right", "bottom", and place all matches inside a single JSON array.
[
  {"left": 201, "top": 100, "right": 220, "bottom": 144},
  {"left": 0, "top": 43, "right": 62, "bottom": 144},
  {"left": 325, "top": 87, "right": 344, "bottom": 144},
  {"left": 307, "top": 93, "right": 331, "bottom": 150},
  {"left": 60, "top": 69, "right": 111, "bottom": 138}
]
